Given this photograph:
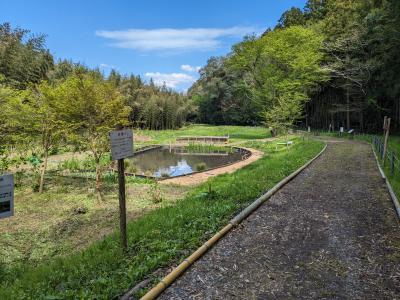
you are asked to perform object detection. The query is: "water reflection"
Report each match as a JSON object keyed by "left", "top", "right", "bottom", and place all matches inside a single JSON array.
[{"left": 131, "top": 146, "right": 243, "bottom": 178}]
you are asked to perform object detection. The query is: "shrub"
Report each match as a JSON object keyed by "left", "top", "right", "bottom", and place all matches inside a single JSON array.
[{"left": 195, "top": 162, "right": 207, "bottom": 171}]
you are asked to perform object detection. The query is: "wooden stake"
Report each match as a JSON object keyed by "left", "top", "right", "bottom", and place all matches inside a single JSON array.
[
  {"left": 382, "top": 117, "right": 391, "bottom": 165},
  {"left": 118, "top": 158, "right": 127, "bottom": 252}
]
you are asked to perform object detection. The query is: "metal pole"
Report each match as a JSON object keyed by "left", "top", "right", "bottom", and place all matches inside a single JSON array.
[{"left": 118, "top": 158, "right": 128, "bottom": 252}]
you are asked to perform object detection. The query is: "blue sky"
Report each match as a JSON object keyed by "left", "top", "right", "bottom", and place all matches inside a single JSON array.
[{"left": 1, "top": 0, "right": 306, "bottom": 91}]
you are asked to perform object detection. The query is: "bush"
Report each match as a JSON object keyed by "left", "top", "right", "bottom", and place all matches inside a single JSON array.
[
  {"left": 195, "top": 162, "right": 207, "bottom": 171},
  {"left": 103, "top": 172, "right": 118, "bottom": 183}
]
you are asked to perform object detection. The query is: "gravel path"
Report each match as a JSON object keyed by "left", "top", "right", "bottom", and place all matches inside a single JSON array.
[{"left": 159, "top": 140, "right": 400, "bottom": 299}]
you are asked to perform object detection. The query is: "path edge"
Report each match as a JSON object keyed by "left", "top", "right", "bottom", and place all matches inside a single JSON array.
[
  {"left": 137, "top": 142, "right": 328, "bottom": 300},
  {"left": 371, "top": 145, "right": 400, "bottom": 218}
]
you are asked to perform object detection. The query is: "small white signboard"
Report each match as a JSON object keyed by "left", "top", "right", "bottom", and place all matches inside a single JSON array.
[
  {"left": 0, "top": 174, "right": 14, "bottom": 219},
  {"left": 109, "top": 129, "right": 134, "bottom": 161}
]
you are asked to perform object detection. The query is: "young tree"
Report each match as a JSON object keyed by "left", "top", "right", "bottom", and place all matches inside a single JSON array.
[
  {"left": 3, "top": 80, "right": 65, "bottom": 192},
  {"left": 60, "top": 73, "right": 131, "bottom": 199}
]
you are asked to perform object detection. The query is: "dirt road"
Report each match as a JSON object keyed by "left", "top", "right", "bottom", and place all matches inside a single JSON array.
[{"left": 159, "top": 140, "right": 400, "bottom": 299}]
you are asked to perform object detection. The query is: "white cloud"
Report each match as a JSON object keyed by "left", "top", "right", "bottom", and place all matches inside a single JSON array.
[
  {"left": 95, "top": 26, "right": 256, "bottom": 51},
  {"left": 99, "top": 63, "right": 115, "bottom": 69},
  {"left": 181, "top": 64, "right": 201, "bottom": 72},
  {"left": 145, "top": 72, "right": 195, "bottom": 88}
]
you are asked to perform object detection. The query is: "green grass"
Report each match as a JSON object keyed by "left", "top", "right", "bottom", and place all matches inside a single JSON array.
[
  {"left": 372, "top": 139, "right": 400, "bottom": 200},
  {"left": 0, "top": 137, "right": 323, "bottom": 299},
  {"left": 137, "top": 124, "right": 270, "bottom": 145},
  {"left": 0, "top": 173, "right": 188, "bottom": 274}
]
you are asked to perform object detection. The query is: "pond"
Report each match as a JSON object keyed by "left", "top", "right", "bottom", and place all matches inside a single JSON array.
[{"left": 129, "top": 146, "right": 247, "bottom": 178}]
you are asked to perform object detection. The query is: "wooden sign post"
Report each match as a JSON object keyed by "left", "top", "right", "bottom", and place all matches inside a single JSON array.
[
  {"left": 382, "top": 116, "right": 391, "bottom": 165},
  {"left": 117, "top": 158, "right": 127, "bottom": 251},
  {"left": 109, "top": 129, "right": 134, "bottom": 252}
]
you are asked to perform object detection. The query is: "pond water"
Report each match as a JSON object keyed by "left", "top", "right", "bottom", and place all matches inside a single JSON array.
[{"left": 130, "top": 146, "right": 245, "bottom": 178}]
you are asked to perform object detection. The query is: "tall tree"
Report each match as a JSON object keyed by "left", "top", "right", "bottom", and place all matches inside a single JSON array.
[{"left": 0, "top": 22, "right": 53, "bottom": 89}]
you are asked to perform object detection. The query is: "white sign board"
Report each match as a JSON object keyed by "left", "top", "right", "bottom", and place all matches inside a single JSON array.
[
  {"left": 0, "top": 174, "right": 14, "bottom": 219},
  {"left": 109, "top": 129, "right": 134, "bottom": 160}
]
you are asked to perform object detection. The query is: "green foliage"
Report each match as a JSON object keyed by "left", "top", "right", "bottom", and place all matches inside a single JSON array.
[
  {"left": 276, "top": 7, "right": 307, "bottom": 28},
  {"left": 116, "top": 73, "right": 195, "bottom": 130},
  {"left": 0, "top": 22, "right": 54, "bottom": 89},
  {"left": 2, "top": 79, "right": 70, "bottom": 192},
  {"left": 149, "top": 181, "right": 163, "bottom": 203},
  {"left": 257, "top": 26, "right": 328, "bottom": 131},
  {"left": 191, "top": 26, "right": 327, "bottom": 130},
  {"left": 190, "top": 0, "right": 400, "bottom": 132},
  {"left": 56, "top": 72, "right": 131, "bottom": 192},
  {"left": 195, "top": 162, "right": 207, "bottom": 171},
  {"left": 0, "top": 138, "right": 324, "bottom": 299}
]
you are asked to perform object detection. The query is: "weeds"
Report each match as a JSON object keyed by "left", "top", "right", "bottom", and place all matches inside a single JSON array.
[{"left": 149, "top": 181, "right": 163, "bottom": 203}]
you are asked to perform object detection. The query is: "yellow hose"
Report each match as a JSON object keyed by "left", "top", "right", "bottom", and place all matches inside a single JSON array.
[{"left": 141, "top": 224, "right": 233, "bottom": 300}]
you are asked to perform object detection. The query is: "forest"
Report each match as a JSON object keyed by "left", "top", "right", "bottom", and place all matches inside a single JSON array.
[{"left": 191, "top": 0, "right": 400, "bottom": 132}]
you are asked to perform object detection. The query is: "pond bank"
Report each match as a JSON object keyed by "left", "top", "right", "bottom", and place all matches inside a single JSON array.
[{"left": 160, "top": 147, "right": 263, "bottom": 185}]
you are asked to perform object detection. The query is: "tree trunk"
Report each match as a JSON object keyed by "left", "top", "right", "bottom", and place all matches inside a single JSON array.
[
  {"left": 39, "top": 148, "right": 48, "bottom": 193},
  {"left": 95, "top": 159, "right": 103, "bottom": 201}
]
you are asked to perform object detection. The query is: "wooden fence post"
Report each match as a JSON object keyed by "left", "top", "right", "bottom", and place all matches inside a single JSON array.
[
  {"left": 382, "top": 117, "right": 391, "bottom": 165},
  {"left": 118, "top": 158, "right": 127, "bottom": 252}
]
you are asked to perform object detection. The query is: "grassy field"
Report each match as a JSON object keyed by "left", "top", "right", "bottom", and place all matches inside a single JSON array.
[
  {"left": 0, "top": 130, "right": 324, "bottom": 299},
  {"left": 137, "top": 124, "right": 270, "bottom": 145},
  {"left": 0, "top": 174, "right": 189, "bottom": 268}
]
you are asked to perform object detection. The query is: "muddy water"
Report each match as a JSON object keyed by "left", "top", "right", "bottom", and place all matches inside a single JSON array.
[{"left": 130, "top": 146, "right": 243, "bottom": 178}]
